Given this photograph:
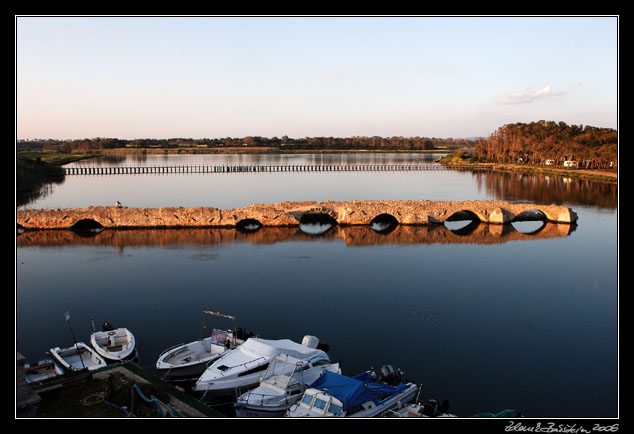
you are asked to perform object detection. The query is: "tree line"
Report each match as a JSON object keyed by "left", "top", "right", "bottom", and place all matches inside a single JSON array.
[
  {"left": 16, "top": 135, "right": 476, "bottom": 153},
  {"left": 17, "top": 120, "right": 617, "bottom": 170},
  {"left": 474, "top": 120, "right": 617, "bottom": 169}
]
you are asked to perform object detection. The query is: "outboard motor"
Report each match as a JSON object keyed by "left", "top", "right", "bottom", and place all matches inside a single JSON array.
[
  {"left": 235, "top": 327, "right": 254, "bottom": 341},
  {"left": 102, "top": 321, "right": 115, "bottom": 332},
  {"left": 422, "top": 399, "right": 439, "bottom": 417},
  {"left": 378, "top": 365, "right": 402, "bottom": 385},
  {"left": 317, "top": 340, "right": 330, "bottom": 353}
]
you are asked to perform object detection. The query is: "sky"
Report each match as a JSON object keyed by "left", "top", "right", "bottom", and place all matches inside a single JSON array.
[{"left": 15, "top": 16, "right": 618, "bottom": 140}]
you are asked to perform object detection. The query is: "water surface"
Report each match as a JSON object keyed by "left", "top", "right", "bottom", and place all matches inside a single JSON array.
[{"left": 16, "top": 153, "right": 618, "bottom": 418}]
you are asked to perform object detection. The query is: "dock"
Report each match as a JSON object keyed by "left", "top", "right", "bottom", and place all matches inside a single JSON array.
[{"left": 62, "top": 163, "right": 487, "bottom": 176}]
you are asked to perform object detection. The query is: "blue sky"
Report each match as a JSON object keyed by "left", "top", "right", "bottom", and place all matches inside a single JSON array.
[{"left": 16, "top": 16, "right": 618, "bottom": 140}]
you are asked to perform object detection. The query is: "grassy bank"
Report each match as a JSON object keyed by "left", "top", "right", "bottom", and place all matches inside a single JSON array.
[
  {"left": 438, "top": 152, "right": 617, "bottom": 184},
  {"left": 16, "top": 152, "right": 93, "bottom": 207}
]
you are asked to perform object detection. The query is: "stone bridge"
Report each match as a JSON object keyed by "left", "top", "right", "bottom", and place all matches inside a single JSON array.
[{"left": 16, "top": 200, "right": 578, "bottom": 230}]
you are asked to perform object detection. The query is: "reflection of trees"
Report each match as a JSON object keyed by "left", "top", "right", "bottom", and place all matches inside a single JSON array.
[
  {"left": 16, "top": 159, "right": 66, "bottom": 208},
  {"left": 472, "top": 171, "right": 617, "bottom": 209}
]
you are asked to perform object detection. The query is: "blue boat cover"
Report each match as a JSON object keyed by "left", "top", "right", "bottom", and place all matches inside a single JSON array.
[{"left": 307, "top": 370, "right": 407, "bottom": 410}]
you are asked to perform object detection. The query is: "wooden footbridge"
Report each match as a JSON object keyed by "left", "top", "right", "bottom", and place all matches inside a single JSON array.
[{"left": 62, "top": 163, "right": 490, "bottom": 175}]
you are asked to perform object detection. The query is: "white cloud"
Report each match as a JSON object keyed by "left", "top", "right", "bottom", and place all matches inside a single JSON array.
[{"left": 497, "top": 82, "right": 582, "bottom": 105}]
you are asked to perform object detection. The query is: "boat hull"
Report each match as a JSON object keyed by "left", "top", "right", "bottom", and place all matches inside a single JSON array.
[
  {"left": 90, "top": 328, "right": 136, "bottom": 362},
  {"left": 156, "top": 337, "right": 229, "bottom": 379},
  {"left": 24, "top": 358, "right": 64, "bottom": 383},
  {"left": 49, "top": 343, "right": 107, "bottom": 372},
  {"left": 234, "top": 404, "right": 287, "bottom": 418}
]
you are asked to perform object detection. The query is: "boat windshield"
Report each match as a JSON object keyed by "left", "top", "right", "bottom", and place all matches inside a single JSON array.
[
  {"left": 327, "top": 402, "right": 343, "bottom": 416},
  {"left": 313, "top": 397, "right": 328, "bottom": 410},
  {"left": 262, "top": 357, "right": 303, "bottom": 387},
  {"left": 301, "top": 393, "right": 314, "bottom": 406},
  {"left": 210, "top": 329, "right": 230, "bottom": 345}
]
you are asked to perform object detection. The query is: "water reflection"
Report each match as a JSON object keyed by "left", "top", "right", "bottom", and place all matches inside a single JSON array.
[
  {"left": 17, "top": 222, "right": 576, "bottom": 249},
  {"left": 471, "top": 171, "right": 617, "bottom": 209}
]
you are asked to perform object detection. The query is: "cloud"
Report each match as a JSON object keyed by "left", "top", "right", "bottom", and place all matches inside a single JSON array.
[{"left": 497, "top": 82, "right": 582, "bottom": 105}]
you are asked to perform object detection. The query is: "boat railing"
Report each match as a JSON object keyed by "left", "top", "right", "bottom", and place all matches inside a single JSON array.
[
  {"left": 214, "top": 356, "right": 268, "bottom": 377},
  {"left": 157, "top": 343, "right": 186, "bottom": 359},
  {"left": 240, "top": 389, "right": 296, "bottom": 407}
]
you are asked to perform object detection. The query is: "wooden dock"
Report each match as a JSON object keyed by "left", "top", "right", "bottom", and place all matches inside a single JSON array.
[{"left": 62, "top": 164, "right": 486, "bottom": 175}]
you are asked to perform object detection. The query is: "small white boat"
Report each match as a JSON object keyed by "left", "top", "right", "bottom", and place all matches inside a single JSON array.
[
  {"left": 49, "top": 342, "right": 107, "bottom": 372},
  {"left": 90, "top": 322, "right": 137, "bottom": 362},
  {"left": 285, "top": 367, "right": 418, "bottom": 417},
  {"left": 235, "top": 354, "right": 341, "bottom": 417},
  {"left": 193, "top": 335, "right": 330, "bottom": 398},
  {"left": 156, "top": 310, "right": 250, "bottom": 379},
  {"left": 156, "top": 328, "right": 245, "bottom": 379},
  {"left": 24, "top": 357, "right": 64, "bottom": 383}
]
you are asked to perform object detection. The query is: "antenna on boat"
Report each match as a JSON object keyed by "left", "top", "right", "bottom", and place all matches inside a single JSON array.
[{"left": 64, "top": 311, "right": 86, "bottom": 369}]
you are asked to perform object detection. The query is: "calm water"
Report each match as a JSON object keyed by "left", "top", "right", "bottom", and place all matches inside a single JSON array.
[{"left": 16, "top": 153, "right": 618, "bottom": 418}]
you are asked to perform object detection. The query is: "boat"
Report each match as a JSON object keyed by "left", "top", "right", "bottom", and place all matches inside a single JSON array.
[
  {"left": 384, "top": 399, "right": 457, "bottom": 418},
  {"left": 49, "top": 342, "right": 107, "bottom": 372},
  {"left": 89, "top": 321, "right": 137, "bottom": 362},
  {"left": 234, "top": 353, "right": 341, "bottom": 417},
  {"left": 24, "top": 357, "right": 64, "bottom": 383},
  {"left": 155, "top": 310, "right": 251, "bottom": 379},
  {"left": 285, "top": 367, "right": 419, "bottom": 417},
  {"left": 192, "top": 335, "right": 330, "bottom": 398}
]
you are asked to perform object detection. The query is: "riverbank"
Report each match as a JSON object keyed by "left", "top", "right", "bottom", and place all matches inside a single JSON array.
[
  {"left": 437, "top": 153, "right": 617, "bottom": 184},
  {"left": 488, "top": 163, "right": 617, "bottom": 184}
]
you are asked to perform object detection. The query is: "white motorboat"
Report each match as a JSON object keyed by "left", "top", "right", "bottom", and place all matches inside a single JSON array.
[
  {"left": 24, "top": 357, "right": 64, "bottom": 383},
  {"left": 193, "top": 335, "right": 330, "bottom": 398},
  {"left": 285, "top": 367, "right": 418, "bottom": 417},
  {"left": 155, "top": 310, "right": 250, "bottom": 379},
  {"left": 235, "top": 354, "right": 341, "bottom": 417},
  {"left": 49, "top": 342, "right": 107, "bottom": 372},
  {"left": 156, "top": 329, "right": 245, "bottom": 378},
  {"left": 90, "top": 322, "right": 137, "bottom": 362}
]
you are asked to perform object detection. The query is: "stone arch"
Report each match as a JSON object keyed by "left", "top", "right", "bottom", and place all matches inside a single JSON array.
[
  {"left": 370, "top": 213, "right": 399, "bottom": 234},
  {"left": 299, "top": 211, "right": 338, "bottom": 226},
  {"left": 71, "top": 218, "right": 105, "bottom": 230},
  {"left": 70, "top": 218, "right": 105, "bottom": 236},
  {"left": 511, "top": 210, "right": 548, "bottom": 234},
  {"left": 444, "top": 210, "right": 483, "bottom": 231},
  {"left": 513, "top": 209, "right": 548, "bottom": 222},
  {"left": 236, "top": 218, "right": 263, "bottom": 232},
  {"left": 298, "top": 212, "right": 338, "bottom": 235}
]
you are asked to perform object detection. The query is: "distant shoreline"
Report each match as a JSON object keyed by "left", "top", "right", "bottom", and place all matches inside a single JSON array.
[
  {"left": 94, "top": 147, "right": 452, "bottom": 155},
  {"left": 17, "top": 148, "right": 617, "bottom": 184}
]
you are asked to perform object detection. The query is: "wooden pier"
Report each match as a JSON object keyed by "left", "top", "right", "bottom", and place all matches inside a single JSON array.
[{"left": 62, "top": 164, "right": 485, "bottom": 176}]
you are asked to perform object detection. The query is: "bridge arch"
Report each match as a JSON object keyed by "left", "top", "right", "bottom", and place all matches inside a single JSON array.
[
  {"left": 71, "top": 218, "right": 105, "bottom": 230},
  {"left": 370, "top": 213, "right": 399, "bottom": 234},
  {"left": 444, "top": 209, "right": 483, "bottom": 231},
  {"left": 511, "top": 209, "right": 548, "bottom": 234},
  {"left": 299, "top": 212, "right": 338, "bottom": 235},
  {"left": 70, "top": 218, "right": 105, "bottom": 236},
  {"left": 236, "top": 218, "right": 263, "bottom": 233},
  {"left": 513, "top": 209, "right": 548, "bottom": 222}
]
